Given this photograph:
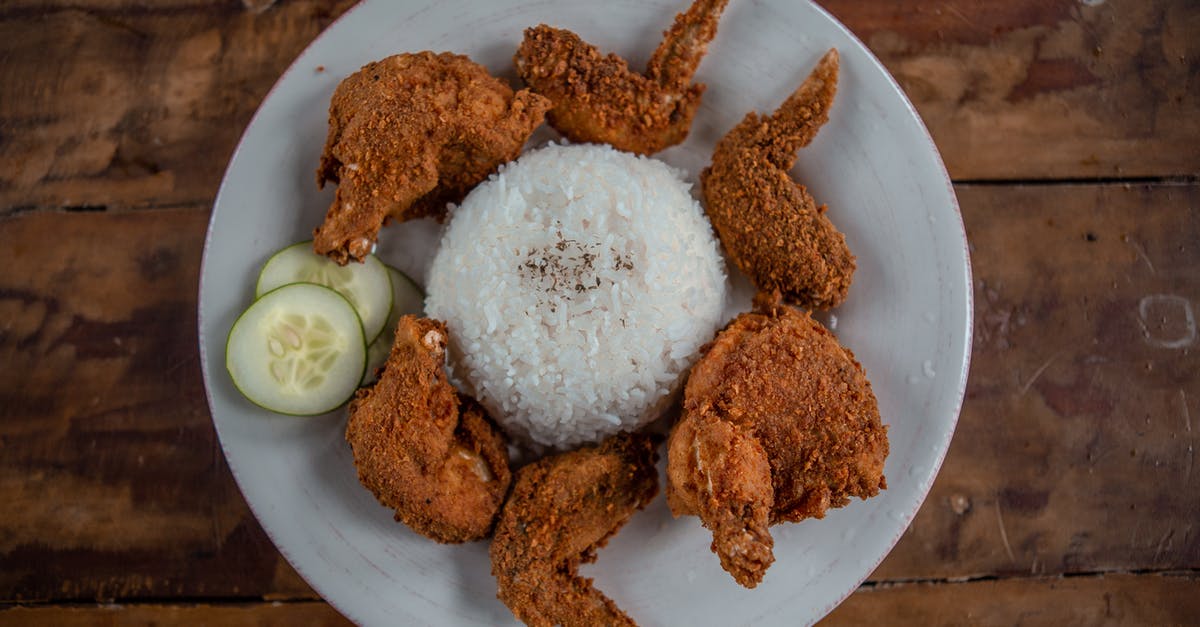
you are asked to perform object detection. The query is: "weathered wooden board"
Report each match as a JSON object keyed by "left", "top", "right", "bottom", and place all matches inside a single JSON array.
[
  {"left": 874, "top": 182, "right": 1200, "bottom": 581},
  {"left": 0, "top": 0, "right": 1196, "bottom": 216},
  {"left": 1, "top": 183, "right": 1195, "bottom": 603},
  {"left": 824, "top": 573, "right": 1200, "bottom": 626},
  {"left": 0, "top": 207, "right": 313, "bottom": 602},
  {"left": 0, "top": 574, "right": 1195, "bottom": 625},
  {"left": 2, "top": 0, "right": 1197, "bottom": 621},
  {"left": 0, "top": 0, "right": 354, "bottom": 212},
  {"left": 821, "top": 0, "right": 1200, "bottom": 180},
  {"left": 0, "top": 602, "right": 351, "bottom": 626}
]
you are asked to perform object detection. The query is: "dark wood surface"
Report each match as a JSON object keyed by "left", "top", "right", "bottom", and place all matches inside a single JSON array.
[{"left": 1, "top": 0, "right": 1197, "bottom": 624}]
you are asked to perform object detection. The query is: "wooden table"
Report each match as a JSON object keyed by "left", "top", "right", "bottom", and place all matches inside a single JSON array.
[{"left": 1, "top": 0, "right": 1197, "bottom": 624}]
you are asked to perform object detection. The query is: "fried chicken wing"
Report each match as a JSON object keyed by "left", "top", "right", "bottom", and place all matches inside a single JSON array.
[
  {"left": 346, "top": 315, "right": 511, "bottom": 543},
  {"left": 666, "top": 292, "right": 888, "bottom": 587},
  {"left": 701, "top": 49, "right": 855, "bottom": 309},
  {"left": 514, "top": 0, "right": 730, "bottom": 155},
  {"left": 491, "top": 433, "right": 659, "bottom": 627},
  {"left": 667, "top": 412, "right": 775, "bottom": 586},
  {"left": 314, "top": 52, "right": 550, "bottom": 264}
]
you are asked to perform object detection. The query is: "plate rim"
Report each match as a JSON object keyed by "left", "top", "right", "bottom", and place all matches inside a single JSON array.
[
  {"left": 196, "top": 0, "right": 975, "bottom": 624},
  {"left": 797, "top": 0, "right": 973, "bottom": 621}
]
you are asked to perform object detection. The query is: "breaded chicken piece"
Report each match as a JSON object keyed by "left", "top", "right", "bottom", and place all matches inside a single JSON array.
[
  {"left": 314, "top": 52, "right": 550, "bottom": 264},
  {"left": 666, "top": 292, "right": 888, "bottom": 587},
  {"left": 514, "top": 0, "right": 730, "bottom": 155},
  {"left": 667, "top": 411, "right": 775, "bottom": 586},
  {"left": 346, "top": 315, "right": 511, "bottom": 543},
  {"left": 491, "top": 433, "right": 659, "bottom": 627},
  {"left": 701, "top": 49, "right": 854, "bottom": 309}
]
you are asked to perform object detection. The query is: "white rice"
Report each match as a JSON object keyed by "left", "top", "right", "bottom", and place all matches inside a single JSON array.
[{"left": 425, "top": 143, "right": 728, "bottom": 449}]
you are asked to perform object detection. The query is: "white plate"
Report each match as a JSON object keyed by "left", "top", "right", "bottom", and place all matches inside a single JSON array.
[{"left": 198, "top": 1, "right": 972, "bottom": 625}]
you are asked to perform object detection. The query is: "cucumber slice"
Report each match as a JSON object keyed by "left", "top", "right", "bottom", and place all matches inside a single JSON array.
[
  {"left": 362, "top": 333, "right": 393, "bottom": 386},
  {"left": 256, "top": 241, "right": 392, "bottom": 342},
  {"left": 386, "top": 265, "right": 425, "bottom": 314},
  {"left": 362, "top": 266, "right": 427, "bottom": 384},
  {"left": 227, "top": 283, "right": 366, "bottom": 415}
]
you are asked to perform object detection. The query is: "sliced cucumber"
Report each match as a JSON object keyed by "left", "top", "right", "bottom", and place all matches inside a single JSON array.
[
  {"left": 362, "top": 333, "right": 393, "bottom": 386},
  {"left": 362, "top": 265, "right": 427, "bottom": 384},
  {"left": 256, "top": 241, "right": 392, "bottom": 343},
  {"left": 227, "top": 283, "right": 366, "bottom": 415},
  {"left": 386, "top": 264, "right": 425, "bottom": 315}
]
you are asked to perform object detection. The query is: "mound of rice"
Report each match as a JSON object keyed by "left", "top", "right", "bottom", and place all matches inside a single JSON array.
[{"left": 425, "top": 143, "right": 728, "bottom": 449}]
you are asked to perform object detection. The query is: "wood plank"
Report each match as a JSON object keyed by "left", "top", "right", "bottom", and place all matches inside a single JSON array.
[
  {"left": 0, "top": 0, "right": 1196, "bottom": 215},
  {"left": 1, "top": 183, "right": 1197, "bottom": 600},
  {"left": 0, "top": 0, "right": 355, "bottom": 212},
  {"left": 873, "top": 182, "right": 1200, "bottom": 580},
  {"left": 0, "top": 602, "right": 351, "bottom": 626},
  {"left": 0, "top": 208, "right": 314, "bottom": 602},
  {"left": 821, "top": 0, "right": 1200, "bottom": 180},
  {"left": 0, "top": 574, "right": 1194, "bottom": 625},
  {"left": 824, "top": 573, "right": 1200, "bottom": 626}
]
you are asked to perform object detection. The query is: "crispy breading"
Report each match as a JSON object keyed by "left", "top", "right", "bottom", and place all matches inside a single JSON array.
[
  {"left": 667, "top": 411, "right": 775, "bottom": 586},
  {"left": 514, "top": 0, "right": 729, "bottom": 155},
  {"left": 700, "top": 49, "right": 855, "bottom": 309},
  {"left": 314, "top": 52, "right": 550, "bottom": 264},
  {"left": 490, "top": 433, "right": 659, "bottom": 627},
  {"left": 346, "top": 316, "right": 511, "bottom": 543},
  {"left": 667, "top": 292, "right": 888, "bottom": 587}
]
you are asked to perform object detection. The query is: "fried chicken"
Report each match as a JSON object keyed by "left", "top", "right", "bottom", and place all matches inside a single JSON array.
[
  {"left": 666, "top": 292, "right": 888, "bottom": 587},
  {"left": 701, "top": 49, "right": 855, "bottom": 310},
  {"left": 346, "top": 315, "right": 511, "bottom": 543},
  {"left": 314, "top": 52, "right": 551, "bottom": 264},
  {"left": 491, "top": 433, "right": 659, "bottom": 627},
  {"left": 514, "top": 0, "right": 730, "bottom": 155}
]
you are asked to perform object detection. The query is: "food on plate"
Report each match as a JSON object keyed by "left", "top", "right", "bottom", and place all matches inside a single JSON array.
[
  {"left": 701, "top": 48, "right": 855, "bottom": 310},
  {"left": 256, "top": 241, "right": 394, "bottom": 342},
  {"left": 226, "top": 282, "right": 368, "bottom": 416},
  {"left": 666, "top": 291, "right": 888, "bottom": 588},
  {"left": 346, "top": 315, "right": 511, "bottom": 543},
  {"left": 228, "top": 6, "right": 897, "bottom": 618},
  {"left": 514, "top": 0, "right": 730, "bottom": 155},
  {"left": 425, "top": 143, "right": 728, "bottom": 450},
  {"left": 491, "top": 432, "right": 659, "bottom": 627},
  {"left": 313, "top": 51, "right": 552, "bottom": 264}
]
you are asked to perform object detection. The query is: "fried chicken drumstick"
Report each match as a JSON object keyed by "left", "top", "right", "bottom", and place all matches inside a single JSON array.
[
  {"left": 514, "top": 0, "right": 730, "bottom": 155},
  {"left": 701, "top": 49, "right": 855, "bottom": 309},
  {"left": 346, "top": 315, "right": 511, "bottom": 543},
  {"left": 491, "top": 433, "right": 659, "bottom": 627},
  {"left": 314, "top": 52, "right": 550, "bottom": 264},
  {"left": 667, "top": 292, "right": 888, "bottom": 587}
]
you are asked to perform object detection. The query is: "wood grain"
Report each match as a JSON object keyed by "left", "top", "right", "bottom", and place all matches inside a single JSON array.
[
  {"left": 0, "top": 0, "right": 355, "bottom": 212},
  {"left": 821, "top": 0, "right": 1200, "bottom": 180},
  {"left": 0, "top": 0, "right": 1196, "bottom": 217},
  {"left": 825, "top": 573, "right": 1200, "bottom": 625},
  {"left": 1, "top": 183, "right": 1195, "bottom": 604},
  {"left": 0, "top": 602, "right": 351, "bottom": 626},
  {"left": 875, "top": 182, "right": 1200, "bottom": 581},
  {"left": 0, "top": 208, "right": 313, "bottom": 602},
  {"left": 0, "top": 574, "right": 1195, "bottom": 625},
  {"left": 1, "top": 0, "right": 1197, "bottom": 621}
]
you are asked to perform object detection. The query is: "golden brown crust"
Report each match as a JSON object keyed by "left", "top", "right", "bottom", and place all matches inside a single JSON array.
[
  {"left": 346, "top": 316, "right": 512, "bottom": 543},
  {"left": 666, "top": 412, "right": 775, "bottom": 587},
  {"left": 490, "top": 433, "right": 659, "bottom": 627},
  {"left": 514, "top": 0, "right": 729, "bottom": 155},
  {"left": 666, "top": 294, "right": 888, "bottom": 586},
  {"left": 314, "top": 51, "right": 550, "bottom": 264},
  {"left": 700, "top": 48, "right": 855, "bottom": 309}
]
